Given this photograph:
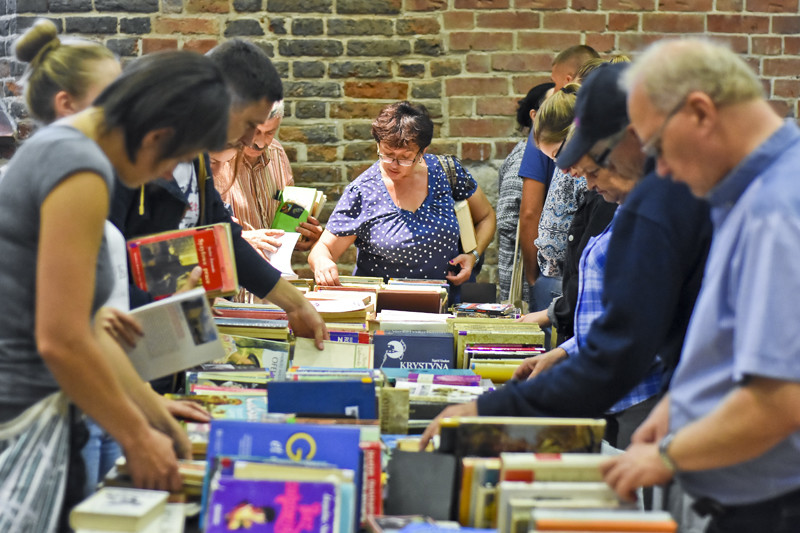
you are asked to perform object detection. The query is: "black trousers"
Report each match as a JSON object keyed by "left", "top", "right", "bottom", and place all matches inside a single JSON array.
[{"left": 698, "top": 486, "right": 800, "bottom": 533}]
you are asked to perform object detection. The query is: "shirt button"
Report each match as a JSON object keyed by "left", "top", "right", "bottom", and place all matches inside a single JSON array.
[{"left": 568, "top": 235, "right": 574, "bottom": 242}]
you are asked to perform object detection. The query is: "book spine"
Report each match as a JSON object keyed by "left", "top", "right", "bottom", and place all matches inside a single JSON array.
[
  {"left": 359, "top": 441, "right": 383, "bottom": 524},
  {"left": 127, "top": 244, "right": 148, "bottom": 292}
]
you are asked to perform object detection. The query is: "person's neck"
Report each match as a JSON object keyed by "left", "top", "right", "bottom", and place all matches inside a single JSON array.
[
  {"left": 67, "top": 107, "right": 132, "bottom": 176},
  {"left": 717, "top": 99, "right": 784, "bottom": 174}
]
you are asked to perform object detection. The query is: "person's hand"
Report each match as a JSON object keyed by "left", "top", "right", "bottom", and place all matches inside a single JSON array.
[
  {"left": 121, "top": 427, "right": 183, "bottom": 492},
  {"left": 445, "top": 253, "right": 477, "bottom": 286},
  {"left": 94, "top": 307, "right": 143, "bottom": 348},
  {"left": 631, "top": 396, "right": 670, "bottom": 444},
  {"left": 511, "top": 348, "right": 567, "bottom": 380},
  {"left": 314, "top": 259, "right": 341, "bottom": 286},
  {"left": 242, "top": 228, "right": 284, "bottom": 256},
  {"left": 419, "top": 401, "right": 478, "bottom": 451},
  {"left": 294, "top": 216, "right": 323, "bottom": 252},
  {"left": 175, "top": 266, "right": 203, "bottom": 293},
  {"left": 287, "top": 298, "right": 328, "bottom": 350},
  {"left": 600, "top": 443, "right": 674, "bottom": 502},
  {"left": 516, "top": 309, "right": 549, "bottom": 327},
  {"left": 162, "top": 397, "right": 211, "bottom": 423}
]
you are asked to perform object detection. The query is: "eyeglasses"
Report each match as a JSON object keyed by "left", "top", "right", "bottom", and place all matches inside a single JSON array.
[
  {"left": 589, "top": 129, "right": 627, "bottom": 169},
  {"left": 641, "top": 96, "right": 688, "bottom": 159},
  {"left": 377, "top": 149, "right": 421, "bottom": 167}
]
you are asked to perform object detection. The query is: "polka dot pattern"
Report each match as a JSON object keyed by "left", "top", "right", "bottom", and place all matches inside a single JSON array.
[{"left": 327, "top": 153, "right": 478, "bottom": 280}]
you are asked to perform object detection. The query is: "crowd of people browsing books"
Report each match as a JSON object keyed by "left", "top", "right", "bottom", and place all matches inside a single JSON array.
[{"left": 2, "top": 15, "right": 800, "bottom": 533}]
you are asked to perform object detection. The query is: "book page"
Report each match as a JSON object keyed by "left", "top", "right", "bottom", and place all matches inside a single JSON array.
[{"left": 263, "top": 232, "right": 300, "bottom": 279}]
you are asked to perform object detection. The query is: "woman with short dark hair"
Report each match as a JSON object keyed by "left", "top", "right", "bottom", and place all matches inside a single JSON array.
[{"left": 309, "top": 101, "right": 496, "bottom": 291}]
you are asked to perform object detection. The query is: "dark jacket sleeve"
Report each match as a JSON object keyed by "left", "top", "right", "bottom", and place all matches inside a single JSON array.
[
  {"left": 478, "top": 175, "right": 711, "bottom": 417},
  {"left": 200, "top": 155, "right": 282, "bottom": 299}
]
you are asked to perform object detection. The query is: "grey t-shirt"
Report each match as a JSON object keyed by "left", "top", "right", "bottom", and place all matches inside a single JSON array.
[{"left": 0, "top": 125, "right": 115, "bottom": 421}]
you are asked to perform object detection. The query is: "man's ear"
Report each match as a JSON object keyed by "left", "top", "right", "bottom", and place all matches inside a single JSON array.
[{"left": 52, "top": 90, "right": 75, "bottom": 119}]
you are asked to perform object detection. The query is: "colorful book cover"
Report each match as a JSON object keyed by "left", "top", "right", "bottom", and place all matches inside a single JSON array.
[
  {"left": 217, "top": 334, "right": 291, "bottom": 380},
  {"left": 373, "top": 332, "right": 455, "bottom": 370},
  {"left": 206, "top": 477, "right": 337, "bottom": 533}
]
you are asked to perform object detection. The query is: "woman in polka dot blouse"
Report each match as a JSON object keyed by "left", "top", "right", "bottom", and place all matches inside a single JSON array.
[{"left": 309, "top": 101, "right": 496, "bottom": 291}]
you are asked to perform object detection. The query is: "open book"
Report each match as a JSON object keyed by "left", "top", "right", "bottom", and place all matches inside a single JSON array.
[{"left": 124, "top": 288, "right": 225, "bottom": 381}]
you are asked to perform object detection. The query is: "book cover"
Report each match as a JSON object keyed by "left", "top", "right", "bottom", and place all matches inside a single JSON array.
[
  {"left": 206, "top": 477, "right": 338, "bottom": 533},
  {"left": 267, "top": 380, "right": 377, "bottom": 419},
  {"left": 262, "top": 232, "right": 301, "bottom": 280},
  {"left": 499, "top": 452, "right": 605, "bottom": 483},
  {"left": 167, "top": 393, "right": 269, "bottom": 421},
  {"left": 125, "top": 288, "right": 225, "bottom": 381},
  {"left": 217, "top": 334, "right": 291, "bottom": 380},
  {"left": 271, "top": 186, "right": 322, "bottom": 232},
  {"left": 384, "top": 451, "right": 458, "bottom": 521},
  {"left": 127, "top": 223, "right": 237, "bottom": 300},
  {"left": 438, "top": 417, "right": 606, "bottom": 457},
  {"left": 373, "top": 332, "right": 455, "bottom": 370},
  {"left": 69, "top": 487, "right": 168, "bottom": 532},
  {"left": 454, "top": 199, "right": 477, "bottom": 253},
  {"left": 214, "top": 317, "right": 290, "bottom": 342},
  {"left": 530, "top": 508, "right": 677, "bottom": 532},
  {"left": 292, "top": 337, "right": 374, "bottom": 369},
  {"left": 185, "top": 370, "right": 272, "bottom": 390}
]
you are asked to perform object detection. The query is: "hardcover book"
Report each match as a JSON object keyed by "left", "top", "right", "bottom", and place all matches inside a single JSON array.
[
  {"left": 271, "top": 186, "right": 326, "bottom": 233},
  {"left": 70, "top": 487, "right": 168, "bottom": 532},
  {"left": 373, "top": 332, "right": 455, "bottom": 370},
  {"left": 217, "top": 334, "right": 291, "bottom": 380},
  {"left": 267, "top": 380, "right": 377, "bottom": 419},
  {"left": 127, "top": 222, "right": 237, "bottom": 300}
]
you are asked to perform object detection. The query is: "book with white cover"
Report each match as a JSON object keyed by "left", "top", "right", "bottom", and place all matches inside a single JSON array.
[
  {"left": 263, "top": 231, "right": 300, "bottom": 280},
  {"left": 70, "top": 487, "right": 168, "bottom": 532},
  {"left": 292, "top": 337, "right": 374, "bottom": 368},
  {"left": 125, "top": 288, "right": 225, "bottom": 381}
]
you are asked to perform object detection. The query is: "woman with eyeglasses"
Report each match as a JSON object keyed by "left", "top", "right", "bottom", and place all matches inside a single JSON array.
[{"left": 309, "top": 101, "right": 495, "bottom": 292}]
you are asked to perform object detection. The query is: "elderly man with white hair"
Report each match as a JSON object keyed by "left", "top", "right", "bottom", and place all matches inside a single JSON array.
[{"left": 602, "top": 38, "right": 800, "bottom": 533}]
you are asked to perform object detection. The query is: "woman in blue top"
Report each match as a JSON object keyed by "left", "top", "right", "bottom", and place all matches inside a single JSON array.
[{"left": 309, "top": 101, "right": 495, "bottom": 289}]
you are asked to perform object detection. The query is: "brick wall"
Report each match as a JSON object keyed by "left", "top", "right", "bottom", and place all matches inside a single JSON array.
[{"left": 2, "top": 0, "right": 799, "bottom": 284}]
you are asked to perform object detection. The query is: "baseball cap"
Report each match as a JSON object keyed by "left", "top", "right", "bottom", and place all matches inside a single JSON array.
[{"left": 556, "top": 62, "right": 630, "bottom": 170}]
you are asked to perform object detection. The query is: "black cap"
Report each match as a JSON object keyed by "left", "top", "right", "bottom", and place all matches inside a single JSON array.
[{"left": 556, "top": 62, "right": 630, "bottom": 170}]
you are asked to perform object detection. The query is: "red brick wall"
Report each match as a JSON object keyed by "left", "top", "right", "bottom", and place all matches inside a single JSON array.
[{"left": 2, "top": 0, "right": 799, "bottom": 281}]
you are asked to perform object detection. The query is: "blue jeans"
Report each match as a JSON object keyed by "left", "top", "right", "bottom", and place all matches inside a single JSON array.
[
  {"left": 529, "top": 275, "right": 562, "bottom": 350},
  {"left": 81, "top": 417, "right": 122, "bottom": 496}
]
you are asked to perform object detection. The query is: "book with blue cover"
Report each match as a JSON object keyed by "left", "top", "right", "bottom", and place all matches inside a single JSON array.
[
  {"left": 373, "top": 332, "right": 455, "bottom": 370},
  {"left": 267, "top": 380, "right": 377, "bottom": 419}
]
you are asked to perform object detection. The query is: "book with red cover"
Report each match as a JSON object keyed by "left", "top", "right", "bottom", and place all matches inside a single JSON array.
[{"left": 127, "top": 223, "right": 237, "bottom": 300}]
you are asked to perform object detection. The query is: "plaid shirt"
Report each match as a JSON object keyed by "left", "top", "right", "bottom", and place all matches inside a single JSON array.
[{"left": 560, "top": 218, "right": 663, "bottom": 414}]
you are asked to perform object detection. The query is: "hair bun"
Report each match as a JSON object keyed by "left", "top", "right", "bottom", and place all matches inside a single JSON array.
[{"left": 14, "top": 19, "right": 59, "bottom": 64}]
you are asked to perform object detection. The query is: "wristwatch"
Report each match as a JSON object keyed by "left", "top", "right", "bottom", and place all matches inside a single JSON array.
[
  {"left": 470, "top": 249, "right": 480, "bottom": 263},
  {"left": 658, "top": 433, "right": 678, "bottom": 472}
]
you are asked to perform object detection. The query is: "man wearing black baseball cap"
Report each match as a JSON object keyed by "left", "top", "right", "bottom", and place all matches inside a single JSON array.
[{"left": 422, "top": 62, "right": 712, "bottom": 454}]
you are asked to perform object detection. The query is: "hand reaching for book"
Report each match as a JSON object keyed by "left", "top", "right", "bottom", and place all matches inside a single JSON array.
[
  {"left": 94, "top": 307, "right": 143, "bottom": 348},
  {"left": 122, "top": 426, "right": 183, "bottom": 492},
  {"left": 511, "top": 348, "right": 568, "bottom": 381},
  {"left": 418, "top": 401, "right": 478, "bottom": 451},
  {"left": 162, "top": 396, "right": 211, "bottom": 423}
]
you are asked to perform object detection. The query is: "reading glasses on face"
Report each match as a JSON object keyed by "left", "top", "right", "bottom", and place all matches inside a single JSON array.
[
  {"left": 641, "top": 95, "right": 688, "bottom": 159},
  {"left": 377, "top": 149, "right": 421, "bottom": 167},
  {"left": 589, "top": 129, "right": 628, "bottom": 169}
]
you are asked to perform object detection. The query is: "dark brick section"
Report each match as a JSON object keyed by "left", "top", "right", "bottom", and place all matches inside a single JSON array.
[
  {"left": 234, "top": 0, "right": 263, "bottom": 11},
  {"left": 0, "top": 18, "right": 11, "bottom": 37},
  {"left": 252, "top": 40, "right": 274, "bottom": 57},
  {"left": 106, "top": 38, "right": 138, "bottom": 57},
  {"left": 225, "top": 19, "right": 264, "bottom": 37},
  {"left": 293, "top": 166, "right": 341, "bottom": 183},
  {"left": 284, "top": 81, "right": 342, "bottom": 98},
  {"left": 327, "top": 18, "right": 393, "bottom": 36},
  {"left": 268, "top": 0, "right": 332, "bottom": 12},
  {"left": 398, "top": 63, "right": 425, "bottom": 78},
  {"left": 50, "top": 0, "right": 92, "bottom": 12},
  {"left": 337, "top": 0, "right": 401, "bottom": 14},
  {"left": 16, "top": 0, "right": 47, "bottom": 13},
  {"left": 298, "top": 125, "right": 339, "bottom": 144},
  {"left": 430, "top": 60, "right": 462, "bottom": 77},
  {"left": 295, "top": 101, "right": 326, "bottom": 119},
  {"left": 16, "top": 16, "right": 63, "bottom": 32},
  {"left": 96, "top": 0, "right": 159, "bottom": 13},
  {"left": 329, "top": 60, "right": 391, "bottom": 78},
  {"left": 269, "top": 18, "right": 287, "bottom": 34},
  {"left": 162, "top": 0, "right": 183, "bottom": 13},
  {"left": 343, "top": 142, "right": 376, "bottom": 161},
  {"left": 292, "top": 18, "right": 323, "bottom": 36},
  {"left": 120, "top": 17, "right": 151, "bottom": 34},
  {"left": 411, "top": 81, "right": 441, "bottom": 99},
  {"left": 347, "top": 40, "right": 411, "bottom": 57},
  {"left": 65, "top": 17, "right": 118, "bottom": 34},
  {"left": 279, "top": 39, "right": 343, "bottom": 57},
  {"left": 425, "top": 101, "right": 443, "bottom": 119},
  {"left": 11, "top": 60, "right": 26, "bottom": 77},
  {"left": 414, "top": 38, "right": 443, "bottom": 56},
  {"left": 293, "top": 61, "right": 325, "bottom": 78},
  {"left": 273, "top": 61, "right": 289, "bottom": 78},
  {"left": 344, "top": 123, "right": 373, "bottom": 141}
]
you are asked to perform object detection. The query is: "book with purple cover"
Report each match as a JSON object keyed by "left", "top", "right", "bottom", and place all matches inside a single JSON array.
[{"left": 206, "top": 478, "right": 337, "bottom": 533}]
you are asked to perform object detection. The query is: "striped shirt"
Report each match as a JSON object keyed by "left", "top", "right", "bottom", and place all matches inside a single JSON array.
[
  {"left": 560, "top": 218, "right": 663, "bottom": 414},
  {"left": 210, "top": 139, "right": 294, "bottom": 231}
]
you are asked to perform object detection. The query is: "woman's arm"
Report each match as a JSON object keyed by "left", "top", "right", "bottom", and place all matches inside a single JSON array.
[
  {"left": 37, "top": 173, "right": 181, "bottom": 492},
  {"left": 308, "top": 229, "right": 357, "bottom": 286},
  {"left": 447, "top": 185, "right": 496, "bottom": 285},
  {"left": 520, "top": 178, "right": 546, "bottom": 285}
]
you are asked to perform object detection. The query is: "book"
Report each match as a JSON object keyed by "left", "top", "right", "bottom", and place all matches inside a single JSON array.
[
  {"left": 262, "top": 231, "right": 301, "bottom": 280},
  {"left": 185, "top": 369, "right": 272, "bottom": 390},
  {"left": 165, "top": 393, "right": 269, "bottom": 421},
  {"left": 454, "top": 199, "right": 477, "bottom": 253},
  {"left": 373, "top": 331, "right": 455, "bottom": 370},
  {"left": 529, "top": 508, "right": 677, "bottom": 532},
  {"left": 70, "top": 487, "right": 168, "bottom": 532},
  {"left": 124, "top": 288, "right": 225, "bottom": 381},
  {"left": 217, "top": 334, "right": 291, "bottom": 380},
  {"left": 214, "top": 317, "right": 290, "bottom": 341},
  {"left": 499, "top": 453, "right": 606, "bottom": 483},
  {"left": 384, "top": 451, "right": 458, "bottom": 521},
  {"left": 127, "top": 222, "right": 237, "bottom": 300},
  {"left": 438, "top": 417, "right": 606, "bottom": 457},
  {"left": 271, "top": 186, "right": 326, "bottom": 232},
  {"left": 292, "top": 337, "right": 374, "bottom": 368},
  {"left": 452, "top": 302, "right": 517, "bottom": 317},
  {"left": 377, "top": 287, "right": 447, "bottom": 314},
  {"left": 267, "top": 379, "right": 378, "bottom": 419},
  {"left": 365, "top": 515, "right": 436, "bottom": 533}
]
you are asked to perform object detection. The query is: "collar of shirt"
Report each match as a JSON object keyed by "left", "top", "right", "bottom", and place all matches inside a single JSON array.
[{"left": 706, "top": 120, "right": 800, "bottom": 209}]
